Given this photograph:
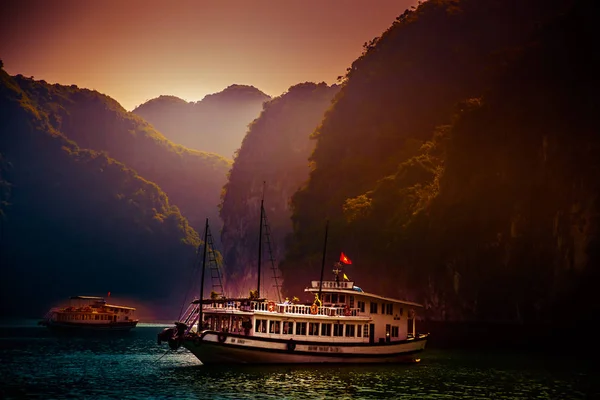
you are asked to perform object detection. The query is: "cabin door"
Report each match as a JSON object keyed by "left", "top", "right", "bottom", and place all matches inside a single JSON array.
[{"left": 369, "top": 324, "right": 375, "bottom": 344}]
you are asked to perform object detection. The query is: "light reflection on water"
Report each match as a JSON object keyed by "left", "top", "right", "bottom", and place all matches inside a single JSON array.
[{"left": 0, "top": 322, "right": 594, "bottom": 399}]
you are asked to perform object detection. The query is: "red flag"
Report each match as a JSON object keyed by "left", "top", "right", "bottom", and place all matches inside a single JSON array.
[
  {"left": 107, "top": 291, "right": 111, "bottom": 298},
  {"left": 340, "top": 252, "right": 352, "bottom": 265}
]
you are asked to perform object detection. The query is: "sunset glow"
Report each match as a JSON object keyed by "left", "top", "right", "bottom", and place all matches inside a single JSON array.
[{"left": 0, "top": 0, "right": 416, "bottom": 110}]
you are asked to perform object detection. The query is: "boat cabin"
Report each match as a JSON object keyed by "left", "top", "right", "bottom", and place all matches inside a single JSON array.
[
  {"left": 51, "top": 296, "right": 136, "bottom": 324},
  {"left": 186, "top": 279, "right": 422, "bottom": 345}
]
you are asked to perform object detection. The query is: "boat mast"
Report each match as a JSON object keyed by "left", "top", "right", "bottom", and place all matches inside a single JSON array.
[
  {"left": 199, "top": 218, "right": 209, "bottom": 327},
  {"left": 257, "top": 182, "right": 265, "bottom": 298},
  {"left": 318, "top": 220, "right": 329, "bottom": 302}
]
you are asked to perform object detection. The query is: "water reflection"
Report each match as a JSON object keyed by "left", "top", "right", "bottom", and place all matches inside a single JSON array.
[{"left": 0, "top": 323, "right": 595, "bottom": 399}]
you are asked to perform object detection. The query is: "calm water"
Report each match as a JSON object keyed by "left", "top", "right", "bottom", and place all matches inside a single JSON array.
[{"left": 0, "top": 320, "right": 595, "bottom": 399}]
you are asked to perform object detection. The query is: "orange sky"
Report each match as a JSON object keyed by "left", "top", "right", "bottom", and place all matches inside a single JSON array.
[{"left": 1, "top": 0, "right": 416, "bottom": 111}]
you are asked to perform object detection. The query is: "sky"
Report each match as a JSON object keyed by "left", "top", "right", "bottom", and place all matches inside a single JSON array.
[{"left": 1, "top": 0, "right": 416, "bottom": 111}]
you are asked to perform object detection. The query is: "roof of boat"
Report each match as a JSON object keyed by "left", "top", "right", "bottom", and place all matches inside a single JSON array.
[
  {"left": 105, "top": 304, "right": 136, "bottom": 310},
  {"left": 70, "top": 296, "right": 105, "bottom": 300},
  {"left": 305, "top": 285, "right": 423, "bottom": 308}
]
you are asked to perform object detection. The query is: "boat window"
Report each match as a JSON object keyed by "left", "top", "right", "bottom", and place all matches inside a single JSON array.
[
  {"left": 331, "top": 294, "right": 338, "bottom": 304},
  {"left": 321, "top": 323, "right": 332, "bottom": 336},
  {"left": 233, "top": 317, "right": 242, "bottom": 333},
  {"left": 95, "top": 315, "right": 99, "bottom": 320},
  {"left": 269, "top": 320, "right": 280, "bottom": 334},
  {"left": 345, "top": 324, "right": 355, "bottom": 337},
  {"left": 323, "top": 294, "right": 330, "bottom": 303},
  {"left": 308, "top": 322, "right": 319, "bottom": 336},
  {"left": 282, "top": 321, "right": 293, "bottom": 335},
  {"left": 385, "top": 303, "right": 393, "bottom": 315},
  {"left": 295, "top": 322, "right": 307, "bottom": 335},
  {"left": 333, "top": 323, "right": 344, "bottom": 337},
  {"left": 358, "top": 301, "right": 365, "bottom": 313},
  {"left": 357, "top": 325, "right": 362, "bottom": 337},
  {"left": 255, "top": 319, "right": 267, "bottom": 333},
  {"left": 363, "top": 324, "right": 369, "bottom": 337},
  {"left": 370, "top": 302, "right": 378, "bottom": 314},
  {"left": 222, "top": 316, "right": 231, "bottom": 332},
  {"left": 339, "top": 295, "right": 346, "bottom": 304},
  {"left": 391, "top": 326, "right": 399, "bottom": 338},
  {"left": 386, "top": 324, "right": 391, "bottom": 343}
]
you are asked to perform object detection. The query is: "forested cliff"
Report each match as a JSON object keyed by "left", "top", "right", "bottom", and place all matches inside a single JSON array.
[
  {"left": 219, "top": 82, "right": 339, "bottom": 298},
  {"left": 278, "top": 0, "right": 598, "bottom": 324},
  {"left": 10, "top": 76, "right": 231, "bottom": 233},
  {"left": 0, "top": 68, "right": 202, "bottom": 318}
]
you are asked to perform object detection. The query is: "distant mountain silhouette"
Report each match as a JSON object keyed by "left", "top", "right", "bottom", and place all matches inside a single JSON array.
[
  {"left": 133, "top": 85, "right": 271, "bottom": 158},
  {"left": 0, "top": 67, "right": 202, "bottom": 318}
]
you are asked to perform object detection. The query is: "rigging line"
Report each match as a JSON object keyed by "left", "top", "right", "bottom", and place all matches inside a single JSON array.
[
  {"left": 178, "top": 236, "right": 204, "bottom": 320},
  {"left": 263, "top": 211, "right": 282, "bottom": 302}
]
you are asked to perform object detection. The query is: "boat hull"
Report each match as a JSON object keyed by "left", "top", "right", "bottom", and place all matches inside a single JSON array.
[
  {"left": 40, "top": 320, "right": 138, "bottom": 332},
  {"left": 182, "top": 331, "right": 427, "bottom": 364}
]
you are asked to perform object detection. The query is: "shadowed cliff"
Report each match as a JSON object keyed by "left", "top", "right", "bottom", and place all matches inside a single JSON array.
[
  {"left": 0, "top": 68, "right": 202, "bottom": 318},
  {"left": 281, "top": 0, "right": 598, "bottom": 325},
  {"left": 219, "top": 82, "right": 340, "bottom": 298}
]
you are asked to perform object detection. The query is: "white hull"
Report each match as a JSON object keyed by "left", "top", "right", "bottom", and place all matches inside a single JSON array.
[{"left": 182, "top": 331, "right": 427, "bottom": 364}]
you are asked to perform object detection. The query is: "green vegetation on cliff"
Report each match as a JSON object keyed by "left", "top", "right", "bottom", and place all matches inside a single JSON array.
[
  {"left": 284, "top": 0, "right": 598, "bottom": 323},
  {"left": 0, "top": 68, "right": 200, "bottom": 318},
  {"left": 12, "top": 76, "right": 231, "bottom": 233}
]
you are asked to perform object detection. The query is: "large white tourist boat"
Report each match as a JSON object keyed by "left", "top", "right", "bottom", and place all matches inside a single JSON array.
[
  {"left": 39, "top": 295, "right": 139, "bottom": 331},
  {"left": 160, "top": 273, "right": 428, "bottom": 364},
  {"left": 158, "top": 202, "right": 428, "bottom": 364}
]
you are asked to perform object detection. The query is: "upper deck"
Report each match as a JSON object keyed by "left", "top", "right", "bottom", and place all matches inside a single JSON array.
[
  {"left": 305, "top": 280, "right": 423, "bottom": 308},
  {"left": 198, "top": 299, "right": 366, "bottom": 319}
]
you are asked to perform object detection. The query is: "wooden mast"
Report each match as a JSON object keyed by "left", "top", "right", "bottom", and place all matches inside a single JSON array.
[
  {"left": 318, "top": 220, "right": 329, "bottom": 303},
  {"left": 257, "top": 182, "right": 266, "bottom": 298},
  {"left": 198, "top": 218, "right": 209, "bottom": 328}
]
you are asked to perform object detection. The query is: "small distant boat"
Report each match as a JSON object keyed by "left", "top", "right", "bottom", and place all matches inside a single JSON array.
[{"left": 39, "top": 295, "right": 139, "bottom": 331}]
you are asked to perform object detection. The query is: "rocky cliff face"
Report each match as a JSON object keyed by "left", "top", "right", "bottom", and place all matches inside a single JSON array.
[
  {"left": 279, "top": 0, "right": 599, "bottom": 323},
  {"left": 219, "top": 83, "right": 340, "bottom": 298}
]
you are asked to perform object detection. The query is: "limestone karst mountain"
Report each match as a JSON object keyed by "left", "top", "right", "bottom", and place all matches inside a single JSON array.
[{"left": 133, "top": 85, "right": 271, "bottom": 158}]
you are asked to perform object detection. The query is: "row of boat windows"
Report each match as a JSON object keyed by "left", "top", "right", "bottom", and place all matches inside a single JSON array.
[
  {"left": 322, "top": 295, "right": 399, "bottom": 316},
  {"left": 57, "top": 314, "right": 118, "bottom": 321},
  {"left": 254, "top": 319, "right": 401, "bottom": 338},
  {"left": 202, "top": 315, "right": 403, "bottom": 339},
  {"left": 65, "top": 307, "right": 131, "bottom": 314}
]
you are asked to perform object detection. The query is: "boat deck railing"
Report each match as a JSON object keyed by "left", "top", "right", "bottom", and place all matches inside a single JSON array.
[{"left": 201, "top": 300, "right": 362, "bottom": 317}]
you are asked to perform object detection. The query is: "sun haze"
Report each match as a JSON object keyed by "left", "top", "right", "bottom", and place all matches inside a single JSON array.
[{"left": 0, "top": 0, "right": 417, "bottom": 111}]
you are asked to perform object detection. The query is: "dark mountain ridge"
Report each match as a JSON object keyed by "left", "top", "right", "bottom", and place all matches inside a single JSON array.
[
  {"left": 280, "top": 0, "right": 598, "bottom": 325},
  {"left": 11, "top": 75, "right": 231, "bottom": 234},
  {"left": 0, "top": 68, "right": 201, "bottom": 318}
]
